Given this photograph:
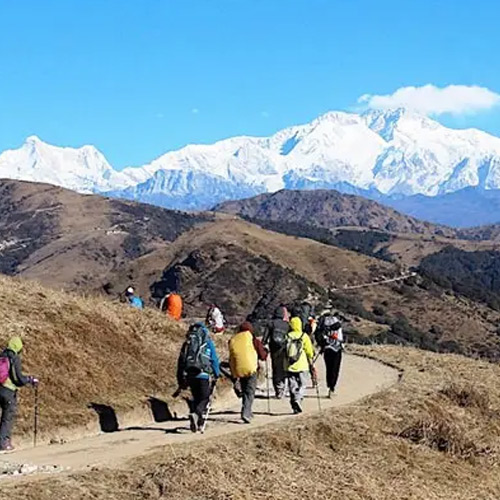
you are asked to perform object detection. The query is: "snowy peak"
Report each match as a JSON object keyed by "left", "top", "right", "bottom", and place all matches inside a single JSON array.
[{"left": 0, "top": 136, "right": 135, "bottom": 193}]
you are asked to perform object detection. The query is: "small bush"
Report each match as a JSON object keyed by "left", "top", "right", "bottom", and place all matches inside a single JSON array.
[
  {"left": 440, "top": 383, "right": 491, "bottom": 415},
  {"left": 399, "top": 401, "right": 482, "bottom": 459}
]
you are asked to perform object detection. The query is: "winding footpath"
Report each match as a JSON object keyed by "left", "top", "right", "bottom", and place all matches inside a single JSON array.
[{"left": 1, "top": 353, "right": 399, "bottom": 478}]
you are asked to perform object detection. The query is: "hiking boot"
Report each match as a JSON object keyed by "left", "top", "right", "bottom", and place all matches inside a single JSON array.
[
  {"left": 242, "top": 415, "right": 252, "bottom": 424},
  {"left": 198, "top": 416, "right": 206, "bottom": 432},
  {"left": 189, "top": 413, "right": 199, "bottom": 433},
  {"left": 292, "top": 401, "right": 303, "bottom": 414},
  {"left": 0, "top": 440, "right": 14, "bottom": 452},
  {"left": 328, "top": 389, "right": 335, "bottom": 399}
]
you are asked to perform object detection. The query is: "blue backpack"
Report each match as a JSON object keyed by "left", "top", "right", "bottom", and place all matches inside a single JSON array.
[
  {"left": 183, "top": 323, "right": 212, "bottom": 376},
  {"left": 129, "top": 296, "right": 144, "bottom": 309}
]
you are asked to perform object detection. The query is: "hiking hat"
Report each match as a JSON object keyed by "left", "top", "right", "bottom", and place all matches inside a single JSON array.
[{"left": 8, "top": 336, "right": 23, "bottom": 354}]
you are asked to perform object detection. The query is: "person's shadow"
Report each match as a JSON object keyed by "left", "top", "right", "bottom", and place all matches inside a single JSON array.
[
  {"left": 88, "top": 403, "right": 119, "bottom": 433},
  {"left": 148, "top": 397, "right": 176, "bottom": 422}
]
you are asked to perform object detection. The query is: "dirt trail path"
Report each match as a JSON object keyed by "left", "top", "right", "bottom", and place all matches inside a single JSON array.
[{"left": 1, "top": 353, "right": 399, "bottom": 475}]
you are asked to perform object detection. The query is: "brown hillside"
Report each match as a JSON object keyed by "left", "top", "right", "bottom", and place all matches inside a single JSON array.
[
  {"left": 216, "top": 189, "right": 456, "bottom": 236},
  {"left": 0, "top": 179, "right": 208, "bottom": 289},
  {"left": 4, "top": 346, "right": 500, "bottom": 499},
  {"left": 0, "top": 274, "right": 186, "bottom": 443},
  {"left": 103, "top": 217, "right": 397, "bottom": 318}
]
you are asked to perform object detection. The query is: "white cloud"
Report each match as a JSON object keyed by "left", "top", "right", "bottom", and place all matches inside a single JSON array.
[{"left": 358, "top": 84, "right": 500, "bottom": 116}]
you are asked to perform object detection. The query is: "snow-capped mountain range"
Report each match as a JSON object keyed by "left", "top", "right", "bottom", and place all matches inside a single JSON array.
[{"left": 3, "top": 108, "right": 500, "bottom": 221}]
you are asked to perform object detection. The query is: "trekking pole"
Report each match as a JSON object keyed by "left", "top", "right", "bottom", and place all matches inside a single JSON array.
[
  {"left": 265, "top": 356, "right": 271, "bottom": 415},
  {"left": 314, "top": 371, "right": 322, "bottom": 411},
  {"left": 33, "top": 385, "right": 39, "bottom": 448},
  {"left": 200, "top": 381, "right": 217, "bottom": 434}
]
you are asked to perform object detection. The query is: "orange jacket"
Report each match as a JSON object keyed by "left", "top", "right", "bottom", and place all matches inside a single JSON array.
[{"left": 166, "top": 293, "right": 183, "bottom": 321}]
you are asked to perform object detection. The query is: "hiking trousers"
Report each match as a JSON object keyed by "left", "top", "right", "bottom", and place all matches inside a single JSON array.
[
  {"left": 287, "top": 372, "right": 307, "bottom": 405},
  {"left": 0, "top": 387, "right": 17, "bottom": 444},
  {"left": 240, "top": 373, "right": 257, "bottom": 421},
  {"left": 324, "top": 348, "right": 342, "bottom": 392},
  {"left": 270, "top": 347, "right": 286, "bottom": 397},
  {"left": 188, "top": 377, "right": 211, "bottom": 418}
]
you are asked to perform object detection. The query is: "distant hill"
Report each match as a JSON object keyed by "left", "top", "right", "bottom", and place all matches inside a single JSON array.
[
  {"left": 387, "top": 187, "right": 500, "bottom": 227},
  {"left": 0, "top": 178, "right": 208, "bottom": 288},
  {"left": 215, "top": 189, "right": 455, "bottom": 237}
]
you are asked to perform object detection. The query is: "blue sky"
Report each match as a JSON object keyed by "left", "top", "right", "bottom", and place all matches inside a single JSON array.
[{"left": 1, "top": 0, "right": 499, "bottom": 169}]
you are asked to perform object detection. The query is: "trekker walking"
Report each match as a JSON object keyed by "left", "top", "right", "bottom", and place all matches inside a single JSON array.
[
  {"left": 262, "top": 306, "right": 290, "bottom": 399},
  {"left": 229, "top": 322, "right": 267, "bottom": 423},
  {"left": 124, "top": 286, "right": 144, "bottom": 309},
  {"left": 0, "top": 337, "right": 39, "bottom": 451},
  {"left": 161, "top": 290, "right": 183, "bottom": 321},
  {"left": 176, "top": 323, "right": 220, "bottom": 433},
  {"left": 315, "top": 311, "right": 344, "bottom": 397},
  {"left": 206, "top": 304, "right": 226, "bottom": 334},
  {"left": 292, "top": 301, "right": 314, "bottom": 332},
  {"left": 285, "top": 317, "right": 314, "bottom": 414}
]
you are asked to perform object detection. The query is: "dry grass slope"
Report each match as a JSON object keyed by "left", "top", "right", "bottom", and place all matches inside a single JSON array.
[
  {"left": 4, "top": 346, "right": 500, "bottom": 499},
  {"left": 0, "top": 275, "right": 186, "bottom": 441}
]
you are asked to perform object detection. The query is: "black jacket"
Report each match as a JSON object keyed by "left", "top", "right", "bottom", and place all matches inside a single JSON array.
[
  {"left": 263, "top": 307, "right": 290, "bottom": 350},
  {"left": 1, "top": 348, "right": 31, "bottom": 390}
]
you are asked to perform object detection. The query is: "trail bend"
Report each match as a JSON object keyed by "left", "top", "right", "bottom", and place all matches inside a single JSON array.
[{"left": 2, "top": 353, "right": 399, "bottom": 476}]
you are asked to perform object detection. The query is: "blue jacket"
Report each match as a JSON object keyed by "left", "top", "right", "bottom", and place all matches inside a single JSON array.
[
  {"left": 197, "top": 338, "right": 220, "bottom": 379},
  {"left": 128, "top": 296, "right": 144, "bottom": 309}
]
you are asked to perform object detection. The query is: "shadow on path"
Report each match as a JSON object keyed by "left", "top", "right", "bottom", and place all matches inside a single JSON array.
[{"left": 88, "top": 403, "right": 119, "bottom": 433}]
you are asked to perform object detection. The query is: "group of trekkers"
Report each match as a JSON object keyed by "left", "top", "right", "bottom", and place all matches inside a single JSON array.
[
  {"left": 0, "top": 290, "right": 343, "bottom": 451},
  {"left": 176, "top": 302, "right": 344, "bottom": 433},
  {"left": 124, "top": 287, "right": 184, "bottom": 322}
]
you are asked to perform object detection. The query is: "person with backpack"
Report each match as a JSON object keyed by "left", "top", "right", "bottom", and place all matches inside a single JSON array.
[
  {"left": 124, "top": 287, "right": 144, "bottom": 309},
  {"left": 285, "top": 317, "right": 315, "bottom": 414},
  {"left": 161, "top": 290, "right": 183, "bottom": 321},
  {"left": 229, "top": 322, "right": 267, "bottom": 423},
  {"left": 206, "top": 304, "right": 226, "bottom": 334},
  {"left": 292, "top": 301, "right": 314, "bottom": 332},
  {"left": 0, "top": 337, "right": 39, "bottom": 451},
  {"left": 262, "top": 306, "right": 290, "bottom": 399},
  {"left": 176, "top": 323, "right": 220, "bottom": 433},
  {"left": 315, "top": 310, "right": 344, "bottom": 397}
]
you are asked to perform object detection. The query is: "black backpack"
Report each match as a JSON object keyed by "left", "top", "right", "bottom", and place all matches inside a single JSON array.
[
  {"left": 182, "top": 323, "right": 212, "bottom": 376},
  {"left": 270, "top": 320, "right": 289, "bottom": 347}
]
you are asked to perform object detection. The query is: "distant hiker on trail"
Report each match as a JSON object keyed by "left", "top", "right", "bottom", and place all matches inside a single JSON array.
[
  {"left": 0, "top": 337, "right": 39, "bottom": 452},
  {"left": 176, "top": 323, "right": 220, "bottom": 433},
  {"left": 305, "top": 315, "right": 318, "bottom": 339},
  {"left": 292, "top": 301, "right": 314, "bottom": 332},
  {"left": 262, "top": 306, "right": 290, "bottom": 399},
  {"left": 229, "top": 322, "right": 267, "bottom": 424},
  {"left": 286, "top": 317, "right": 315, "bottom": 414},
  {"left": 124, "top": 287, "right": 144, "bottom": 309},
  {"left": 161, "top": 290, "right": 183, "bottom": 321},
  {"left": 206, "top": 304, "right": 226, "bottom": 334},
  {"left": 315, "top": 310, "right": 344, "bottom": 397}
]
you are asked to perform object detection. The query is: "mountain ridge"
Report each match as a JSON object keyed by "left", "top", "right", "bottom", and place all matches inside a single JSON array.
[{"left": 3, "top": 108, "right": 500, "bottom": 221}]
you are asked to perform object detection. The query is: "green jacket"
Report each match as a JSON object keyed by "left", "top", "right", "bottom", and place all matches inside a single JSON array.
[{"left": 286, "top": 318, "right": 315, "bottom": 373}]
